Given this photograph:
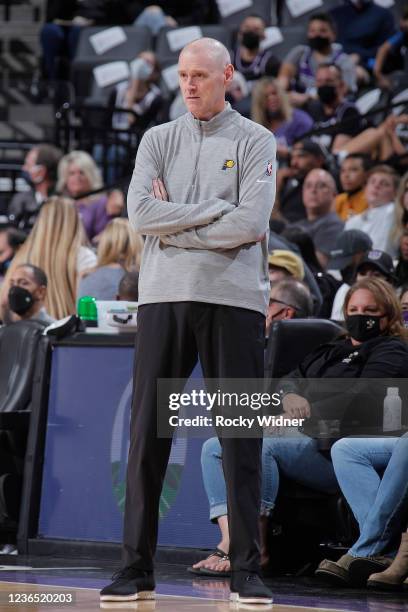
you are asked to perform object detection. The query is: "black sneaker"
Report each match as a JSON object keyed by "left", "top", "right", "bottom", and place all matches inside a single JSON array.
[
  {"left": 230, "top": 572, "right": 273, "bottom": 604},
  {"left": 100, "top": 566, "right": 155, "bottom": 602}
]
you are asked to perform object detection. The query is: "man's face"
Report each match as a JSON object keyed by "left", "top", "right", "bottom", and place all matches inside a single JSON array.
[
  {"left": 266, "top": 289, "right": 296, "bottom": 333},
  {"left": 9, "top": 266, "right": 45, "bottom": 303},
  {"left": 303, "top": 170, "right": 335, "bottom": 216},
  {"left": 239, "top": 16, "right": 265, "bottom": 40},
  {"left": 290, "top": 146, "right": 322, "bottom": 178},
  {"left": 23, "top": 148, "right": 46, "bottom": 186},
  {"left": 340, "top": 157, "right": 366, "bottom": 192},
  {"left": 364, "top": 172, "right": 396, "bottom": 208},
  {"left": 178, "top": 50, "right": 233, "bottom": 121},
  {"left": 315, "top": 66, "right": 343, "bottom": 101},
  {"left": 307, "top": 19, "right": 335, "bottom": 43},
  {"left": 356, "top": 265, "right": 387, "bottom": 282}
]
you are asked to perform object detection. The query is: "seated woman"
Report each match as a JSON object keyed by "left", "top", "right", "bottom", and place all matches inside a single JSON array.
[
  {"left": 316, "top": 433, "right": 408, "bottom": 587},
  {"left": 251, "top": 78, "right": 313, "bottom": 161},
  {"left": 192, "top": 278, "right": 408, "bottom": 576},
  {"left": 78, "top": 218, "right": 143, "bottom": 301},
  {"left": 0, "top": 197, "right": 97, "bottom": 320},
  {"left": 57, "top": 150, "right": 124, "bottom": 242}
]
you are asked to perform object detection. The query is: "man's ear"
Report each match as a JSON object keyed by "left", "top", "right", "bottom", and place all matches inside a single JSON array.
[
  {"left": 284, "top": 307, "right": 296, "bottom": 320},
  {"left": 35, "top": 285, "right": 47, "bottom": 302},
  {"left": 225, "top": 63, "right": 234, "bottom": 86}
]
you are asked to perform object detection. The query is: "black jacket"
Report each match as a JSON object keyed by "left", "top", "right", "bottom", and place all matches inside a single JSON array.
[{"left": 281, "top": 335, "right": 408, "bottom": 434}]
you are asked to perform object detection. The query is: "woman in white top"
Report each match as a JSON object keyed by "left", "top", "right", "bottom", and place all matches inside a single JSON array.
[{"left": 0, "top": 196, "right": 96, "bottom": 319}]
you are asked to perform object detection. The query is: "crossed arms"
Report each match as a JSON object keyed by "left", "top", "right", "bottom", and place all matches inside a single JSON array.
[{"left": 127, "top": 128, "right": 276, "bottom": 250}]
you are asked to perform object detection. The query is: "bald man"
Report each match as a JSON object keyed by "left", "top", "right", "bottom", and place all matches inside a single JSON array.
[
  {"left": 293, "top": 168, "right": 344, "bottom": 268},
  {"left": 101, "top": 38, "right": 276, "bottom": 605}
]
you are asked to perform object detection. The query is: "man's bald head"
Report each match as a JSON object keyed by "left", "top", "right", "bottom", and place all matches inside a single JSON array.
[
  {"left": 303, "top": 168, "right": 337, "bottom": 218},
  {"left": 178, "top": 37, "right": 234, "bottom": 121},
  {"left": 179, "top": 37, "right": 231, "bottom": 69}
]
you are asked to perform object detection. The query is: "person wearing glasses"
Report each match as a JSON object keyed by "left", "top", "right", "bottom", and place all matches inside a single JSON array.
[{"left": 190, "top": 278, "right": 313, "bottom": 577}]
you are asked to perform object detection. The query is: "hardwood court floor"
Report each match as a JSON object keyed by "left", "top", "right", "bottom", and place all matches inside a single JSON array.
[
  {"left": 0, "top": 581, "right": 386, "bottom": 612},
  {"left": 0, "top": 560, "right": 406, "bottom": 612}
]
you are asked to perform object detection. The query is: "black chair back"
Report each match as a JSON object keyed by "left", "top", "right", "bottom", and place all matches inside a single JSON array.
[{"left": 265, "top": 318, "right": 343, "bottom": 379}]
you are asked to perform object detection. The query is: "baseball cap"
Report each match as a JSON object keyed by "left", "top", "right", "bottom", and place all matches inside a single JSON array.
[
  {"left": 356, "top": 249, "right": 395, "bottom": 279},
  {"left": 268, "top": 250, "right": 304, "bottom": 280},
  {"left": 293, "top": 138, "right": 325, "bottom": 158},
  {"left": 329, "top": 230, "right": 373, "bottom": 270}
]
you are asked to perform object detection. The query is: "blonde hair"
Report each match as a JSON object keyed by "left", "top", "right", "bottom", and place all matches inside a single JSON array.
[
  {"left": 389, "top": 170, "right": 408, "bottom": 248},
  {"left": 97, "top": 218, "right": 144, "bottom": 270},
  {"left": 251, "top": 77, "right": 292, "bottom": 128},
  {"left": 343, "top": 277, "right": 407, "bottom": 339},
  {"left": 56, "top": 150, "right": 103, "bottom": 196},
  {"left": 1, "top": 197, "right": 84, "bottom": 319}
]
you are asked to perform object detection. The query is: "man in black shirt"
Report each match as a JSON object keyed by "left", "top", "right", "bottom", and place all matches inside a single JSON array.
[{"left": 305, "top": 64, "right": 362, "bottom": 154}]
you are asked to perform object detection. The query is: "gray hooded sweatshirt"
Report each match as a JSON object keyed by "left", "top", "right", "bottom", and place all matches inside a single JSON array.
[{"left": 127, "top": 103, "right": 276, "bottom": 315}]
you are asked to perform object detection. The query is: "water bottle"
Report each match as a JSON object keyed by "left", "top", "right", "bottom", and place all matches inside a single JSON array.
[
  {"left": 383, "top": 387, "right": 402, "bottom": 432},
  {"left": 77, "top": 296, "right": 98, "bottom": 328}
]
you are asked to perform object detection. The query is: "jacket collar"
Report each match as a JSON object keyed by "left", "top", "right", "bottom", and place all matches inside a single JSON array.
[{"left": 184, "top": 102, "right": 236, "bottom": 135}]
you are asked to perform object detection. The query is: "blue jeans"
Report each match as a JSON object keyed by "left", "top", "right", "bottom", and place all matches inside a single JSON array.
[
  {"left": 134, "top": 7, "right": 167, "bottom": 35},
  {"left": 40, "top": 23, "right": 81, "bottom": 80},
  {"left": 331, "top": 434, "right": 408, "bottom": 558},
  {"left": 201, "top": 433, "right": 338, "bottom": 521}
]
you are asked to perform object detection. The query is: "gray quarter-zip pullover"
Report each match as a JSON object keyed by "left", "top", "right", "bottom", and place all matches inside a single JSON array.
[{"left": 127, "top": 103, "right": 276, "bottom": 314}]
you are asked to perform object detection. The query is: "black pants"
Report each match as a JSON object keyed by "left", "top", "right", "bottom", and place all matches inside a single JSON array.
[{"left": 123, "top": 302, "right": 265, "bottom": 573}]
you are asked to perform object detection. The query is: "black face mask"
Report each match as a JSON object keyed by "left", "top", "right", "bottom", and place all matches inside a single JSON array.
[
  {"left": 308, "top": 36, "right": 331, "bottom": 52},
  {"left": 344, "top": 313, "right": 384, "bottom": 342},
  {"left": 241, "top": 31, "right": 261, "bottom": 50},
  {"left": 8, "top": 285, "right": 34, "bottom": 316},
  {"left": 317, "top": 84, "right": 337, "bottom": 105}
]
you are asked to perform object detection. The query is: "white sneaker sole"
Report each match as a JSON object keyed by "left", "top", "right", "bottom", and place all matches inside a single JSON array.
[
  {"left": 230, "top": 592, "right": 273, "bottom": 604},
  {"left": 100, "top": 590, "right": 156, "bottom": 602}
]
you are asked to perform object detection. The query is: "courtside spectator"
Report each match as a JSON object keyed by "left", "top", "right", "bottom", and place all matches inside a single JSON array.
[
  {"left": 132, "top": 1, "right": 220, "bottom": 35},
  {"left": 278, "top": 12, "right": 356, "bottom": 106},
  {"left": 330, "top": 0, "right": 395, "bottom": 73},
  {"left": 389, "top": 171, "right": 408, "bottom": 253},
  {"left": 117, "top": 271, "right": 139, "bottom": 302},
  {"left": 191, "top": 279, "right": 313, "bottom": 577},
  {"left": 318, "top": 433, "right": 408, "bottom": 586},
  {"left": 373, "top": 4, "right": 408, "bottom": 90},
  {"left": 231, "top": 15, "right": 280, "bottom": 85},
  {"left": 251, "top": 78, "right": 313, "bottom": 159},
  {"left": 356, "top": 250, "right": 396, "bottom": 284},
  {"left": 345, "top": 165, "right": 399, "bottom": 253},
  {"left": 78, "top": 219, "right": 143, "bottom": 301},
  {"left": 395, "top": 232, "right": 408, "bottom": 287},
  {"left": 7, "top": 264, "right": 54, "bottom": 325},
  {"left": 305, "top": 64, "right": 362, "bottom": 154},
  {"left": 57, "top": 151, "right": 124, "bottom": 241},
  {"left": 268, "top": 250, "right": 304, "bottom": 284},
  {"left": 0, "top": 197, "right": 96, "bottom": 320},
  {"left": 40, "top": 0, "right": 119, "bottom": 81},
  {"left": 329, "top": 229, "right": 373, "bottom": 321},
  {"left": 276, "top": 139, "right": 325, "bottom": 223},
  {"left": 8, "top": 144, "right": 62, "bottom": 232},
  {"left": 292, "top": 169, "right": 344, "bottom": 268},
  {"left": 0, "top": 227, "right": 26, "bottom": 279},
  {"left": 335, "top": 154, "right": 370, "bottom": 221}
]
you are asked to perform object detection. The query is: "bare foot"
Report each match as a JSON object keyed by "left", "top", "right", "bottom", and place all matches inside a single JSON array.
[{"left": 192, "top": 549, "right": 229, "bottom": 571}]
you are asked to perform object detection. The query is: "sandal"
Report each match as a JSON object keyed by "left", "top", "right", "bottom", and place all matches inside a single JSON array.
[{"left": 187, "top": 547, "right": 231, "bottom": 577}]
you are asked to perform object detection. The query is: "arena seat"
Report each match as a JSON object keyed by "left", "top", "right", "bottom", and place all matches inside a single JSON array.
[
  {"left": 71, "top": 25, "right": 153, "bottom": 100},
  {"left": 278, "top": 0, "right": 341, "bottom": 27},
  {"left": 216, "top": 0, "right": 277, "bottom": 28},
  {"left": 263, "top": 25, "right": 306, "bottom": 61},
  {"left": 0, "top": 319, "right": 49, "bottom": 543},
  {"left": 265, "top": 318, "right": 343, "bottom": 379},
  {"left": 156, "top": 25, "right": 233, "bottom": 66}
]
